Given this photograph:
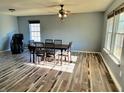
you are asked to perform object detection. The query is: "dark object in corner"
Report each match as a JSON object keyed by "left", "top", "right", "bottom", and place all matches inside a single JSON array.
[{"left": 10, "top": 34, "right": 24, "bottom": 54}]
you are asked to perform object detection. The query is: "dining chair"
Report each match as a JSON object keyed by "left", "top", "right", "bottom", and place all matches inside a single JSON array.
[
  {"left": 45, "top": 39, "right": 53, "bottom": 44},
  {"left": 54, "top": 39, "right": 62, "bottom": 45},
  {"left": 28, "top": 45, "right": 35, "bottom": 62},
  {"left": 28, "top": 40, "right": 35, "bottom": 46},
  {"left": 58, "top": 42, "right": 72, "bottom": 65},
  {"left": 45, "top": 43, "right": 55, "bottom": 62},
  {"left": 35, "top": 42, "right": 45, "bottom": 63},
  {"left": 28, "top": 40, "right": 35, "bottom": 62},
  {"left": 54, "top": 39, "right": 62, "bottom": 61}
]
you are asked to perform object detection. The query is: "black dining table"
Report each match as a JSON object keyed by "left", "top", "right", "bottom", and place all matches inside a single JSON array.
[{"left": 28, "top": 43, "right": 69, "bottom": 63}]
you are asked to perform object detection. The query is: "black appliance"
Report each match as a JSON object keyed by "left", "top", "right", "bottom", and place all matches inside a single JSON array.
[{"left": 10, "top": 34, "right": 24, "bottom": 54}]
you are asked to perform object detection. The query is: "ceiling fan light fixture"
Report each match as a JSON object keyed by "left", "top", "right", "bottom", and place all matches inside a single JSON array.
[
  {"left": 64, "top": 14, "right": 67, "bottom": 17},
  {"left": 58, "top": 13, "right": 62, "bottom": 18}
]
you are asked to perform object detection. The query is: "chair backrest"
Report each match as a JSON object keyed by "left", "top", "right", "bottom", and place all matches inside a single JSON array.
[
  {"left": 45, "top": 39, "right": 53, "bottom": 44},
  {"left": 29, "top": 40, "right": 35, "bottom": 46},
  {"left": 68, "top": 42, "right": 72, "bottom": 49},
  {"left": 35, "top": 42, "right": 45, "bottom": 54},
  {"left": 35, "top": 42, "right": 44, "bottom": 47},
  {"left": 54, "top": 39, "right": 62, "bottom": 45},
  {"left": 45, "top": 42, "right": 54, "bottom": 49},
  {"left": 28, "top": 45, "right": 35, "bottom": 54},
  {"left": 45, "top": 42, "right": 55, "bottom": 56}
]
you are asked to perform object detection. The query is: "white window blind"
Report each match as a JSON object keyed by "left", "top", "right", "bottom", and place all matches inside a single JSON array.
[{"left": 29, "top": 21, "right": 41, "bottom": 42}]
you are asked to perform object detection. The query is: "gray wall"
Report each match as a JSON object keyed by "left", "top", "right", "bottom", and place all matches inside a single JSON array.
[
  {"left": 0, "top": 14, "right": 18, "bottom": 51},
  {"left": 18, "top": 12, "right": 104, "bottom": 52},
  {"left": 101, "top": 0, "right": 124, "bottom": 91}
]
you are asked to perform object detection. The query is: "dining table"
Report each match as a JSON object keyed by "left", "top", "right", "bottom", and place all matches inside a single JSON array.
[{"left": 28, "top": 43, "right": 69, "bottom": 63}]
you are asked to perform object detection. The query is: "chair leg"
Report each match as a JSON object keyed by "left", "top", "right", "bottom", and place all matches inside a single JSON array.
[
  {"left": 68, "top": 55, "right": 69, "bottom": 62},
  {"left": 61, "top": 55, "right": 62, "bottom": 65},
  {"left": 30, "top": 53, "right": 31, "bottom": 62},
  {"left": 38, "top": 57, "right": 39, "bottom": 62},
  {"left": 61, "top": 57, "right": 62, "bottom": 65},
  {"left": 36, "top": 56, "right": 38, "bottom": 63},
  {"left": 70, "top": 52, "right": 72, "bottom": 63},
  {"left": 58, "top": 55, "right": 59, "bottom": 63},
  {"left": 64, "top": 56, "right": 66, "bottom": 61},
  {"left": 42, "top": 56, "right": 45, "bottom": 65},
  {"left": 44, "top": 53, "right": 46, "bottom": 64},
  {"left": 36, "top": 57, "right": 38, "bottom": 62},
  {"left": 53, "top": 55, "right": 55, "bottom": 64},
  {"left": 58, "top": 55, "right": 62, "bottom": 65}
]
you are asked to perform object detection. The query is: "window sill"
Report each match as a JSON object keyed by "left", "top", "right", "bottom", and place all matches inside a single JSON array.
[{"left": 103, "top": 48, "right": 120, "bottom": 67}]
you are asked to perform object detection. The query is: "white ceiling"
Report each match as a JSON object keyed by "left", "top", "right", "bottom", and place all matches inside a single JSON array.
[{"left": 0, "top": 0, "right": 114, "bottom": 16}]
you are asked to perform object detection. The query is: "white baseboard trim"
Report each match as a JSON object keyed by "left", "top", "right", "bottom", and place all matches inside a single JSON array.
[
  {"left": 0, "top": 49, "right": 10, "bottom": 53},
  {"left": 72, "top": 50, "right": 100, "bottom": 54},
  {"left": 99, "top": 53, "right": 122, "bottom": 92}
]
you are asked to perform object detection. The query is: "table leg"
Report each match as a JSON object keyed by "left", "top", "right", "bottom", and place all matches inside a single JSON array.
[
  {"left": 33, "top": 50, "right": 35, "bottom": 63},
  {"left": 30, "top": 53, "right": 31, "bottom": 62},
  {"left": 61, "top": 49, "right": 63, "bottom": 65},
  {"left": 69, "top": 51, "right": 72, "bottom": 63}
]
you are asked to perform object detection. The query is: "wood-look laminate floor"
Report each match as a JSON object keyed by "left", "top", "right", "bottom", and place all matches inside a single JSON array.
[{"left": 0, "top": 51, "right": 118, "bottom": 92}]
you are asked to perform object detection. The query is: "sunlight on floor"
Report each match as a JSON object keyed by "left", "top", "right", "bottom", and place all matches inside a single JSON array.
[{"left": 25, "top": 55, "right": 78, "bottom": 73}]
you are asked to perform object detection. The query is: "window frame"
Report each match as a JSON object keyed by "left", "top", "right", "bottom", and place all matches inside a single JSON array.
[
  {"left": 105, "top": 17, "right": 114, "bottom": 52},
  {"left": 105, "top": 10, "right": 124, "bottom": 64},
  {"left": 29, "top": 21, "right": 41, "bottom": 42},
  {"left": 113, "top": 13, "right": 124, "bottom": 60}
]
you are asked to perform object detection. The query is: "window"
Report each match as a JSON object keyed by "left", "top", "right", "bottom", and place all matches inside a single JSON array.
[
  {"left": 105, "top": 17, "right": 114, "bottom": 51},
  {"left": 113, "top": 13, "right": 124, "bottom": 60},
  {"left": 29, "top": 21, "right": 41, "bottom": 42},
  {"left": 105, "top": 3, "right": 124, "bottom": 62}
]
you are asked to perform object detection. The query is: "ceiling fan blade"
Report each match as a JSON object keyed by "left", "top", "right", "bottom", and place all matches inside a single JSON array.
[
  {"left": 65, "top": 10, "right": 71, "bottom": 14},
  {"left": 66, "top": 10, "right": 71, "bottom": 13},
  {"left": 44, "top": 3, "right": 75, "bottom": 8},
  {"left": 45, "top": 4, "right": 60, "bottom": 8},
  {"left": 40, "top": 3, "right": 71, "bottom": 16}
]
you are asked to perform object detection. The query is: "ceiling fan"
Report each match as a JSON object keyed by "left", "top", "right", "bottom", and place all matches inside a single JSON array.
[
  {"left": 46, "top": 4, "right": 71, "bottom": 20},
  {"left": 58, "top": 4, "right": 71, "bottom": 20}
]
